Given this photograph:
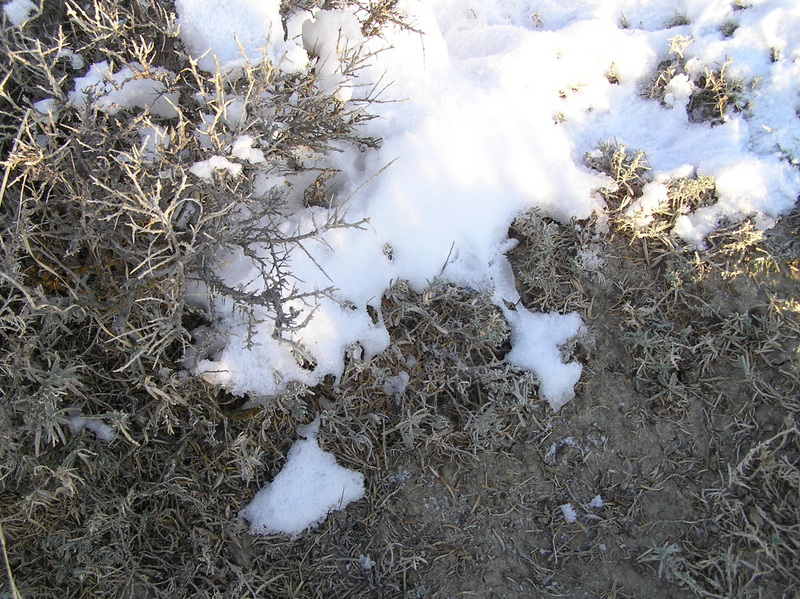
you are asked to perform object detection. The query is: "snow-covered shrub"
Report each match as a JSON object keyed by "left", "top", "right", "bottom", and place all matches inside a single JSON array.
[{"left": 0, "top": 0, "right": 384, "bottom": 459}]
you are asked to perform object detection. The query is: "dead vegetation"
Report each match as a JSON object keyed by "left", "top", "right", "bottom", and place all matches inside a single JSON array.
[
  {"left": 0, "top": 0, "right": 383, "bottom": 449},
  {"left": 643, "top": 34, "right": 749, "bottom": 125},
  {"left": 566, "top": 135, "right": 799, "bottom": 597},
  {"left": 1, "top": 1, "right": 799, "bottom": 598}
]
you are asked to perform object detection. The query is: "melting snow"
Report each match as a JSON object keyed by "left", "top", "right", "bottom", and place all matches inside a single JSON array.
[{"left": 239, "top": 417, "right": 365, "bottom": 536}]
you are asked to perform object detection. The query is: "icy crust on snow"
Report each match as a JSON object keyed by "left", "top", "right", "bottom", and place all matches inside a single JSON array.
[
  {"left": 179, "top": 0, "right": 800, "bottom": 414},
  {"left": 239, "top": 417, "right": 365, "bottom": 536}
]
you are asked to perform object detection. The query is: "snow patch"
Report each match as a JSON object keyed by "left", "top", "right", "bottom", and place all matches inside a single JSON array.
[
  {"left": 67, "top": 413, "right": 116, "bottom": 442},
  {"left": 175, "top": 0, "right": 308, "bottom": 75},
  {"left": 190, "top": 156, "right": 243, "bottom": 181},
  {"left": 560, "top": 503, "right": 578, "bottom": 524},
  {"left": 504, "top": 310, "right": 584, "bottom": 411},
  {"left": 68, "top": 62, "right": 178, "bottom": 119},
  {"left": 239, "top": 417, "right": 365, "bottom": 536},
  {"left": 137, "top": 126, "right": 170, "bottom": 162},
  {"left": 231, "top": 135, "right": 266, "bottom": 164},
  {"left": 302, "top": 9, "right": 364, "bottom": 102},
  {"left": 2, "top": 0, "right": 35, "bottom": 26},
  {"left": 32, "top": 98, "right": 60, "bottom": 125}
]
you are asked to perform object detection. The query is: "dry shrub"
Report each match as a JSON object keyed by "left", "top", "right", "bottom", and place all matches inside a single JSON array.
[
  {"left": 0, "top": 1, "right": 399, "bottom": 595},
  {"left": 0, "top": 0, "right": 382, "bottom": 451}
]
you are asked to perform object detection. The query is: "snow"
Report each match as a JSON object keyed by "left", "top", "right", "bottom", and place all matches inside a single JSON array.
[
  {"left": 32, "top": 98, "right": 59, "bottom": 125},
  {"left": 560, "top": 503, "right": 578, "bottom": 524},
  {"left": 504, "top": 311, "right": 584, "bottom": 412},
  {"left": 190, "top": 155, "right": 243, "bottom": 181},
  {"left": 239, "top": 417, "right": 365, "bottom": 536},
  {"left": 137, "top": 126, "right": 170, "bottom": 162},
  {"left": 301, "top": 8, "right": 364, "bottom": 101},
  {"left": 663, "top": 73, "right": 694, "bottom": 109},
  {"left": 68, "top": 62, "right": 178, "bottom": 119},
  {"left": 67, "top": 413, "right": 116, "bottom": 442},
  {"left": 2, "top": 0, "right": 35, "bottom": 26},
  {"left": 231, "top": 135, "right": 266, "bottom": 164},
  {"left": 626, "top": 182, "right": 670, "bottom": 227},
  {"left": 358, "top": 554, "right": 376, "bottom": 570},
  {"left": 174, "top": 0, "right": 308, "bottom": 75},
  {"left": 147, "top": 0, "right": 799, "bottom": 533}
]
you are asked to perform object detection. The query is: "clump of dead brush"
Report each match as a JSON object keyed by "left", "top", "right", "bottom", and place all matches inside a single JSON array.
[
  {"left": 0, "top": 0, "right": 384, "bottom": 449},
  {"left": 644, "top": 34, "right": 749, "bottom": 125},
  {"left": 641, "top": 421, "right": 800, "bottom": 597},
  {"left": 701, "top": 421, "right": 800, "bottom": 594},
  {"left": 507, "top": 209, "right": 592, "bottom": 314},
  {"left": 314, "top": 279, "right": 540, "bottom": 454},
  {"left": 607, "top": 197, "right": 799, "bottom": 417},
  {"left": 584, "top": 141, "right": 651, "bottom": 216},
  {"left": 280, "top": 0, "right": 420, "bottom": 37},
  {"left": 349, "top": 0, "right": 419, "bottom": 37},
  {"left": 584, "top": 139, "right": 721, "bottom": 246},
  {"left": 0, "top": 0, "right": 404, "bottom": 595},
  {"left": 583, "top": 138, "right": 799, "bottom": 420},
  {"left": 615, "top": 269, "right": 798, "bottom": 416}
]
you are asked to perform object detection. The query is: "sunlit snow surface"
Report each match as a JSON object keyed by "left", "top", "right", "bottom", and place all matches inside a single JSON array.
[
  {"left": 2, "top": 0, "right": 35, "bottom": 26},
  {"left": 168, "top": 0, "right": 800, "bottom": 537}
]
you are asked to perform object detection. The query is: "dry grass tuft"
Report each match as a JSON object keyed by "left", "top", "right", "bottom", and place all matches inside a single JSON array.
[
  {"left": 330, "top": 278, "right": 538, "bottom": 454},
  {"left": 644, "top": 34, "right": 749, "bottom": 125},
  {"left": 696, "top": 421, "right": 800, "bottom": 596},
  {"left": 508, "top": 210, "right": 593, "bottom": 314},
  {"left": 584, "top": 141, "right": 651, "bottom": 215}
]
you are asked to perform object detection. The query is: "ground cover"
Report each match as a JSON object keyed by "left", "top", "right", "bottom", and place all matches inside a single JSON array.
[{"left": 1, "top": 1, "right": 798, "bottom": 597}]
